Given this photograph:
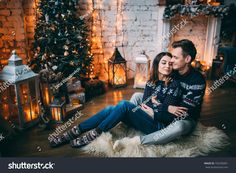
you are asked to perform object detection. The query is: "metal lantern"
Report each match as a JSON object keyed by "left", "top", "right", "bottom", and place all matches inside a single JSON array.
[
  {"left": 39, "top": 70, "right": 54, "bottom": 108},
  {"left": 108, "top": 47, "right": 127, "bottom": 88},
  {"left": 134, "top": 51, "right": 150, "bottom": 89},
  {"left": 50, "top": 95, "right": 66, "bottom": 123},
  {"left": 0, "top": 50, "right": 41, "bottom": 129}
]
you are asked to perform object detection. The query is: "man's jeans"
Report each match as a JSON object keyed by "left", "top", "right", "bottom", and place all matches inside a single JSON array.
[
  {"left": 79, "top": 100, "right": 165, "bottom": 134},
  {"left": 129, "top": 92, "right": 197, "bottom": 145}
]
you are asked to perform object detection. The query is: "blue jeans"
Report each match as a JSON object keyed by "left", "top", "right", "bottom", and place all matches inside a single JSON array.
[{"left": 78, "top": 100, "right": 165, "bottom": 134}]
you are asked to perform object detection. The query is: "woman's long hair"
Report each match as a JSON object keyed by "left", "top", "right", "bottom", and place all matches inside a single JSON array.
[{"left": 149, "top": 52, "right": 173, "bottom": 85}]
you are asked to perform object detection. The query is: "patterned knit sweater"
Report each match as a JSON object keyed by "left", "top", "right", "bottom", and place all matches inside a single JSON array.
[
  {"left": 142, "top": 67, "right": 206, "bottom": 125},
  {"left": 176, "top": 67, "right": 206, "bottom": 121},
  {"left": 142, "top": 79, "right": 182, "bottom": 125}
]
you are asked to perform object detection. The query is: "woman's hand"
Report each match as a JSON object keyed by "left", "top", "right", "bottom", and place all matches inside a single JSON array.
[
  {"left": 151, "top": 96, "right": 161, "bottom": 106},
  {"left": 168, "top": 105, "right": 188, "bottom": 117},
  {"left": 141, "top": 104, "right": 154, "bottom": 119}
]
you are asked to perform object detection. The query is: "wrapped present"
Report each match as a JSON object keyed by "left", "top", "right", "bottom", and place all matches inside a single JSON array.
[
  {"left": 69, "top": 92, "right": 86, "bottom": 104},
  {"left": 83, "top": 79, "right": 106, "bottom": 100},
  {"left": 67, "top": 78, "right": 85, "bottom": 94}
]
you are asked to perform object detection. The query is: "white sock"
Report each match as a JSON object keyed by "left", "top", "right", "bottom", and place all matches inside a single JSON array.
[{"left": 113, "top": 136, "right": 141, "bottom": 151}]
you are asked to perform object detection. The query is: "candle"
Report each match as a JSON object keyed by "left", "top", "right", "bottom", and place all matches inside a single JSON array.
[
  {"left": 44, "top": 87, "right": 50, "bottom": 105},
  {"left": 3, "top": 103, "right": 9, "bottom": 120},
  {"left": 31, "top": 104, "right": 39, "bottom": 120},
  {"left": 24, "top": 107, "right": 31, "bottom": 122},
  {"left": 52, "top": 108, "right": 60, "bottom": 121},
  {"left": 113, "top": 67, "right": 126, "bottom": 85}
]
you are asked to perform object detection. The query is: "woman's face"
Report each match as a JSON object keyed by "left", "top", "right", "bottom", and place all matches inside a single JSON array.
[{"left": 158, "top": 55, "right": 173, "bottom": 76}]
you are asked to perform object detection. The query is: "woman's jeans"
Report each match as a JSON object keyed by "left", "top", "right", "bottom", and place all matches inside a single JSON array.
[{"left": 78, "top": 100, "right": 165, "bottom": 134}]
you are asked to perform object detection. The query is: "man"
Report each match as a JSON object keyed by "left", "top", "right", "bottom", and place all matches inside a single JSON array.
[{"left": 114, "top": 39, "right": 206, "bottom": 149}]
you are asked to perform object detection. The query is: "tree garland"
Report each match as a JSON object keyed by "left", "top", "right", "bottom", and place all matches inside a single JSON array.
[{"left": 163, "top": 4, "right": 230, "bottom": 19}]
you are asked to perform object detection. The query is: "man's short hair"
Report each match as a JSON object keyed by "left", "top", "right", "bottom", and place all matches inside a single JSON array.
[{"left": 172, "top": 39, "right": 197, "bottom": 62}]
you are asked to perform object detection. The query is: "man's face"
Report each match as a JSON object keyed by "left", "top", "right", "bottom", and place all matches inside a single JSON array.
[{"left": 171, "top": 47, "right": 188, "bottom": 70}]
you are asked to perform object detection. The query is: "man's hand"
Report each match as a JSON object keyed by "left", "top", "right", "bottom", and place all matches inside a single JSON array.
[
  {"left": 141, "top": 104, "right": 154, "bottom": 119},
  {"left": 151, "top": 96, "right": 161, "bottom": 106},
  {"left": 168, "top": 105, "right": 188, "bottom": 117}
]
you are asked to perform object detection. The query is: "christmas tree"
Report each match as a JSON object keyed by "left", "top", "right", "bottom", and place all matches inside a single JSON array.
[{"left": 30, "top": 0, "right": 93, "bottom": 79}]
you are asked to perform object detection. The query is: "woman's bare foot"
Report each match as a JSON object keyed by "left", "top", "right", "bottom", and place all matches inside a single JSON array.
[{"left": 113, "top": 136, "right": 141, "bottom": 151}]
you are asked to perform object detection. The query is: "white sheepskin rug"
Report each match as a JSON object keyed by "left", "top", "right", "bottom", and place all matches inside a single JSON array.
[{"left": 81, "top": 123, "right": 230, "bottom": 157}]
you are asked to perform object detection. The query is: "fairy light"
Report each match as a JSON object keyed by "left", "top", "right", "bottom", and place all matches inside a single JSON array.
[
  {"left": 89, "top": 0, "right": 127, "bottom": 79},
  {"left": 89, "top": 0, "right": 106, "bottom": 77}
]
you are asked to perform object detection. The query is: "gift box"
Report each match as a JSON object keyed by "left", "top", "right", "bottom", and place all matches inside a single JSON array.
[{"left": 83, "top": 79, "right": 106, "bottom": 100}]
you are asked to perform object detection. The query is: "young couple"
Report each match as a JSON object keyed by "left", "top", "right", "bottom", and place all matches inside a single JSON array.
[{"left": 49, "top": 39, "right": 206, "bottom": 149}]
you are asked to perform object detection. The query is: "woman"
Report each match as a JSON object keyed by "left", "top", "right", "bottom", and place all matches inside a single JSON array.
[{"left": 49, "top": 52, "right": 183, "bottom": 148}]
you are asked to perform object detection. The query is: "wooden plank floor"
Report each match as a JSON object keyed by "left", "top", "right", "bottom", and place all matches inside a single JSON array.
[{"left": 1, "top": 80, "right": 236, "bottom": 157}]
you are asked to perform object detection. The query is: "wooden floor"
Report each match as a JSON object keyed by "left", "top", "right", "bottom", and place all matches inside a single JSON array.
[{"left": 1, "top": 80, "right": 236, "bottom": 157}]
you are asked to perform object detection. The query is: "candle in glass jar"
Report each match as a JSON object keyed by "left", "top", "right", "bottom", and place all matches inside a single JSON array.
[{"left": 24, "top": 107, "right": 31, "bottom": 122}]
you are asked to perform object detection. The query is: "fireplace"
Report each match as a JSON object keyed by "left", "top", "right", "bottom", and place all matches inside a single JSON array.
[{"left": 156, "top": 3, "right": 229, "bottom": 67}]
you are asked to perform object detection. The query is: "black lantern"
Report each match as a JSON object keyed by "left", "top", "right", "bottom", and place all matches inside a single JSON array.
[
  {"left": 0, "top": 50, "right": 41, "bottom": 129},
  {"left": 108, "top": 48, "right": 127, "bottom": 88},
  {"left": 50, "top": 94, "right": 66, "bottom": 123}
]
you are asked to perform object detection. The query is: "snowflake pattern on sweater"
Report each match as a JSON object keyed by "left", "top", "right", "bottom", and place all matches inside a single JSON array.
[
  {"left": 177, "top": 68, "right": 206, "bottom": 120},
  {"left": 142, "top": 80, "right": 182, "bottom": 124}
]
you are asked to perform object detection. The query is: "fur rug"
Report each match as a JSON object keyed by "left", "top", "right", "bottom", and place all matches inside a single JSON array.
[{"left": 81, "top": 123, "right": 230, "bottom": 157}]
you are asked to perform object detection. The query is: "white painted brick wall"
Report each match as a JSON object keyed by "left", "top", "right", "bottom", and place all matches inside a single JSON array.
[
  {"left": 82, "top": 0, "right": 211, "bottom": 81},
  {"left": 83, "top": 0, "right": 161, "bottom": 81}
]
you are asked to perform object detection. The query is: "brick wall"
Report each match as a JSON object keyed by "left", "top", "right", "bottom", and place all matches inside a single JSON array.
[
  {"left": 0, "top": 0, "right": 36, "bottom": 68},
  {"left": 170, "top": 15, "right": 208, "bottom": 61},
  {"left": 79, "top": 0, "right": 161, "bottom": 80}
]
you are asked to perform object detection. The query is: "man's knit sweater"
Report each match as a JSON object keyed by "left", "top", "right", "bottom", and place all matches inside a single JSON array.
[
  {"left": 142, "top": 67, "right": 206, "bottom": 125},
  {"left": 176, "top": 67, "right": 206, "bottom": 121}
]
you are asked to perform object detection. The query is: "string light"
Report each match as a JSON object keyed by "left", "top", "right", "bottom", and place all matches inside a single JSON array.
[{"left": 88, "top": 0, "right": 130, "bottom": 78}]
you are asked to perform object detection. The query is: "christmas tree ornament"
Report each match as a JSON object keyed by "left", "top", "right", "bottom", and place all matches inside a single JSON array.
[
  {"left": 69, "top": 61, "right": 74, "bottom": 66},
  {"left": 45, "top": 14, "right": 49, "bottom": 23},
  {"left": 67, "top": 10, "right": 72, "bottom": 15},
  {"left": 63, "top": 45, "right": 69, "bottom": 50},
  {"left": 50, "top": 54, "right": 55, "bottom": 58},
  {"left": 77, "top": 35, "right": 82, "bottom": 40},
  {"left": 66, "top": 39, "right": 71, "bottom": 44},
  {"left": 55, "top": 0, "right": 59, "bottom": 6},
  {"left": 42, "top": 54, "right": 47, "bottom": 60},
  {"left": 52, "top": 66, "right": 58, "bottom": 71},
  {"left": 64, "top": 51, "right": 69, "bottom": 56}
]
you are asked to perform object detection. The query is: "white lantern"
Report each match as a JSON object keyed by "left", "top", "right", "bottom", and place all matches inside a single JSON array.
[
  {"left": 0, "top": 50, "right": 41, "bottom": 129},
  {"left": 134, "top": 51, "right": 150, "bottom": 89}
]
